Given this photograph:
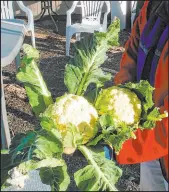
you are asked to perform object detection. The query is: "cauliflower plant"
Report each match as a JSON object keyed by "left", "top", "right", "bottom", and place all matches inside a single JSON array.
[
  {"left": 95, "top": 86, "right": 142, "bottom": 126},
  {"left": 42, "top": 94, "right": 98, "bottom": 154}
]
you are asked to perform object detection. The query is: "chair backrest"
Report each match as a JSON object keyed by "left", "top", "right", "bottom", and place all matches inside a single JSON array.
[
  {"left": 1, "top": 1, "right": 14, "bottom": 19},
  {"left": 80, "top": 1, "right": 105, "bottom": 24}
]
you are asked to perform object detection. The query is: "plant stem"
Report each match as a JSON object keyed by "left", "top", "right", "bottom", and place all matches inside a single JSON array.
[
  {"left": 76, "top": 73, "right": 88, "bottom": 96},
  {"left": 43, "top": 95, "right": 53, "bottom": 108}
]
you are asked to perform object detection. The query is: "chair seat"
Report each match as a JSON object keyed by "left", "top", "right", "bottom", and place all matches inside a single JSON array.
[
  {"left": 67, "top": 22, "right": 104, "bottom": 33},
  {"left": 1, "top": 19, "right": 26, "bottom": 25}
]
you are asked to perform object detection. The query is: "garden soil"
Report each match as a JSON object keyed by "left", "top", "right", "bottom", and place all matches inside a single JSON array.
[{"left": 1, "top": 17, "right": 140, "bottom": 191}]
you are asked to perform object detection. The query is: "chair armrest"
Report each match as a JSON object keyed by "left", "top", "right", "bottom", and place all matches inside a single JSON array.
[
  {"left": 102, "top": 1, "right": 111, "bottom": 31},
  {"left": 16, "top": 1, "right": 34, "bottom": 31},
  {"left": 66, "top": 1, "right": 79, "bottom": 26}
]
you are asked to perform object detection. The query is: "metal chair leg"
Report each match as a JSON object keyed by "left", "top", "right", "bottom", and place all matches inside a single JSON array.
[
  {"left": 34, "top": 1, "right": 58, "bottom": 33},
  {"left": 49, "top": 1, "right": 59, "bottom": 16},
  {"left": 46, "top": 1, "right": 58, "bottom": 32}
]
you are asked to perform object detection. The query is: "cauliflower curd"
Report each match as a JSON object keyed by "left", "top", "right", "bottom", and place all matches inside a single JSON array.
[
  {"left": 43, "top": 94, "right": 98, "bottom": 145},
  {"left": 95, "top": 86, "right": 142, "bottom": 125}
]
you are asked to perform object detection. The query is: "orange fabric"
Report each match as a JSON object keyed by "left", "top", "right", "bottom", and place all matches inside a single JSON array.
[{"left": 114, "top": 1, "right": 168, "bottom": 180}]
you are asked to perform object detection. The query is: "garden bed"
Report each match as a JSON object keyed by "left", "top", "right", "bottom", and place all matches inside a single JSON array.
[{"left": 2, "top": 17, "right": 140, "bottom": 191}]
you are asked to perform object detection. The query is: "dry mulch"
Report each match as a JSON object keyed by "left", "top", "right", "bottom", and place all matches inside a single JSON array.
[{"left": 2, "top": 17, "right": 140, "bottom": 191}]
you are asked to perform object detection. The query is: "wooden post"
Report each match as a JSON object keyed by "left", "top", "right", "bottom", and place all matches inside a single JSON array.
[{"left": 126, "top": 1, "right": 131, "bottom": 30}]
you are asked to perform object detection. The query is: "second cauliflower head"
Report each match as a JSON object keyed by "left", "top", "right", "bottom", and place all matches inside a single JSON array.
[
  {"left": 95, "top": 86, "right": 142, "bottom": 126},
  {"left": 42, "top": 94, "right": 98, "bottom": 154}
]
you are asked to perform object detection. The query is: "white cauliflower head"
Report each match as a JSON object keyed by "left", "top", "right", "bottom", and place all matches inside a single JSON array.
[
  {"left": 95, "top": 86, "right": 142, "bottom": 125},
  {"left": 7, "top": 167, "right": 29, "bottom": 189},
  {"left": 42, "top": 94, "right": 98, "bottom": 154}
]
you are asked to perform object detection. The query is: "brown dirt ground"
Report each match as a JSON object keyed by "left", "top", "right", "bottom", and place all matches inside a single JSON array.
[{"left": 2, "top": 16, "right": 140, "bottom": 191}]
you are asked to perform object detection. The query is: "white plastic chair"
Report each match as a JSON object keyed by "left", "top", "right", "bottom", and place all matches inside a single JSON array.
[
  {"left": 66, "top": 1, "right": 110, "bottom": 56},
  {"left": 1, "top": 1, "right": 36, "bottom": 48},
  {"left": 1, "top": 1, "right": 35, "bottom": 149}
]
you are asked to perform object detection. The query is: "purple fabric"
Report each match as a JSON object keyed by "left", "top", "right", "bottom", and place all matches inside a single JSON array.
[
  {"left": 140, "top": 15, "right": 166, "bottom": 47},
  {"left": 137, "top": 14, "right": 167, "bottom": 82},
  {"left": 155, "top": 25, "right": 168, "bottom": 51},
  {"left": 137, "top": 47, "right": 147, "bottom": 82},
  {"left": 150, "top": 25, "right": 169, "bottom": 85}
]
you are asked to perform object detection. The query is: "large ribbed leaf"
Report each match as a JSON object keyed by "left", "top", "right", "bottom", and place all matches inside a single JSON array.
[
  {"left": 75, "top": 146, "right": 122, "bottom": 191},
  {"left": 16, "top": 44, "right": 53, "bottom": 117},
  {"left": 64, "top": 18, "right": 120, "bottom": 96},
  {"left": 39, "top": 164, "right": 70, "bottom": 191}
]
